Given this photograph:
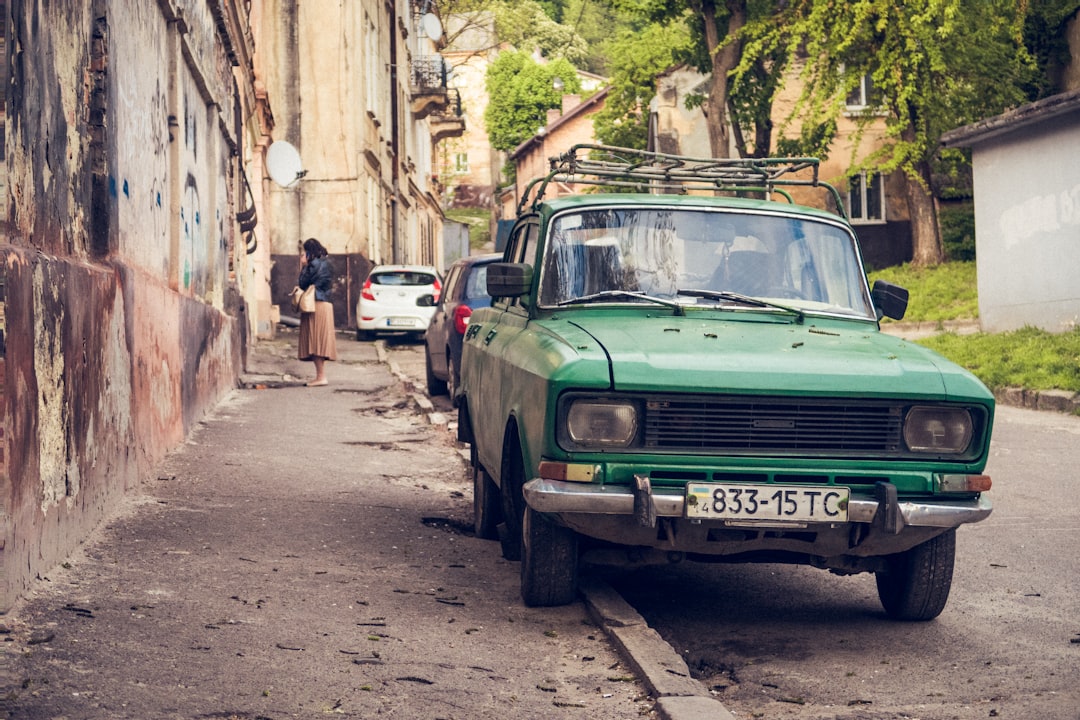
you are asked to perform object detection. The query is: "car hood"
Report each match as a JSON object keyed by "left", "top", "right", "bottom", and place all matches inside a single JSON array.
[{"left": 564, "top": 313, "right": 990, "bottom": 402}]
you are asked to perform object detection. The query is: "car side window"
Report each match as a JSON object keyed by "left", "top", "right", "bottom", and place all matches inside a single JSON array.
[
  {"left": 506, "top": 219, "right": 539, "bottom": 267},
  {"left": 465, "top": 265, "right": 489, "bottom": 300},
  {"left": 441, "top": 266, "right": 461, "bottom": 306},
  {"left": 496, "top": 220, "right": 539, "bottom": 309}
]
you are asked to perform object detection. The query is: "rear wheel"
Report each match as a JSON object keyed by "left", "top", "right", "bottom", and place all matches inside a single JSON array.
[
  {"left": 875, "top": 529, "right": 956, "bottom": 621},
  {"left": 446, "top": 351, "right": 460, "bottom": 407},
  {"left": 472, "top": 464, "right": 501, "bottom": 540},
  {"left": 356, "top": 328, "right": 375, "bottom": 342},
  {"left": 425, "top": 349, "right": 448, "bottom": 396},
  {"left": 520, "top": 505, "right": 579, "bottom": 607}
]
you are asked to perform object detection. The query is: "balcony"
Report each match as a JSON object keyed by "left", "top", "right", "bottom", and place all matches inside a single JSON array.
[
  {"left": 411, "top": 56, "right": 451, "bottom": 119},
  {"left": 430, "top": 88, "right": 465, "bottom": 142}
]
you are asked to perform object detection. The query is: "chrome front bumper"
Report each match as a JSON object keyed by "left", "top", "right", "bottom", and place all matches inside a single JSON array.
[{"left": 522, "top": 478, "right": 992, "bottom": 532}]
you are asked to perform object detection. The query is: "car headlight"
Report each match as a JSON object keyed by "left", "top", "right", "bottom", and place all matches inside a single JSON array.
[
  {"left": 564, "top": 399, "right": 639, "bottom": 449},
  {"left": 903, "top": 406, "right": 974, "bottom": 454}
]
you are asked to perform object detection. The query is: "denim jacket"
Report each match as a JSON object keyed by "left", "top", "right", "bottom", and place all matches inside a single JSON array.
[{"left": 298, "top": 256, "right": 333, "bottom": 303}]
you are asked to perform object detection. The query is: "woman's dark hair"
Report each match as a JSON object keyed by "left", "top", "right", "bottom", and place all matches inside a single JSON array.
[{"left": 303, "top": 237, "right": 328, "bottom": 259}]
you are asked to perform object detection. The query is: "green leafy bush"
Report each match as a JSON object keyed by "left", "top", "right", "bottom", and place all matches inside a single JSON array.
[{"left": 939, "top": 202, "right": 976, "bottom": 262}]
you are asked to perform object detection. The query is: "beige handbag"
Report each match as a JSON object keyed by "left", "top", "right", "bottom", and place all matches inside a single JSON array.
[{"left": 291, "top": 285, "right": 316, "bottom": 313}]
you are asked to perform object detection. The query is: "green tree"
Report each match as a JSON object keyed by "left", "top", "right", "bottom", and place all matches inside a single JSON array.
[
  {"left": 483, "top": 52, "right": 583, "bottom": 152},
  {"left": 592, "top": 20, "right": 693, "bottom": 148},
  {"left": 739, "top": 0, "right": 1036, "bottom": 265},
  {"left": 1022, "top": 0, "right": 1080, "bottom": 99},
  {"left": 437, "top": 0, "right": 588, "bottom": 65},
  {"left": 561, "top": 0, "right": 630, "bottom": 75},
  {"left": 492, "top": 0, "right": 589, "bottom": 63},
  {"left": 595, "top": 1, "right": 786, "bottom": 159}
]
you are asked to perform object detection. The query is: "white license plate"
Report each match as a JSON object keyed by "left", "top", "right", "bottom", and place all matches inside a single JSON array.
[
  {"left": 387, "top": 318, "right": 416, "bottom": 327},
  {"left": 685, "top": 483, "right": 849, "bottom": 522}
]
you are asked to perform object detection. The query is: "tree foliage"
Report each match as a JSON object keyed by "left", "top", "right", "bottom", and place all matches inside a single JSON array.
[
  {"left": 492, "top": 0, "right": 589, "bottom": 63},
  {"left": 1022, "top": 0, "right": 1080, "bottom": 99},
  {"left": 737, "top": 0, "right": 1036, "bottom": 264},
  {"left": 592, "top": 20, "right": 693, "bottom": 148},
  {"left": 437, "top": 0, "right": 588, "bottom": 64},
  {"left": 483, "top": 51, "right": 583, "bottom": 152},
  {"left": 593, "top": 1, "right": 785, "bottom": 158}
]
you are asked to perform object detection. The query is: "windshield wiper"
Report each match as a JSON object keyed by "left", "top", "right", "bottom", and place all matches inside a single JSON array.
[
  {"left": 557, "top": 290, "right": 686, "bottom": 316},
  {"left": 677, "top": 289, "right": 804, "bottom": 323}
]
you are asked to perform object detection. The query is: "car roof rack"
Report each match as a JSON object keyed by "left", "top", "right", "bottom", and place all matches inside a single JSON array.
[{"left": 517, "top": 144, "right": 847, "bottom": 218}]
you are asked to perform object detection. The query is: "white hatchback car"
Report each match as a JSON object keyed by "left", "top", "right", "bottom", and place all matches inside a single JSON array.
[{"left": 356, "top": 265, "right": 441, "bottom": 341}]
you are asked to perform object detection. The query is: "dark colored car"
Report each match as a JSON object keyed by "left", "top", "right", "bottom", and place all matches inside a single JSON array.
[{"left": 422, "top": 253, "right": 502, "bottom": 402}]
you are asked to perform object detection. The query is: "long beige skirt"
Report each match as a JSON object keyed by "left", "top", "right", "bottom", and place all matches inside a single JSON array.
[{"left": 298, "top": 301, "right": 338, "bottom": 361}]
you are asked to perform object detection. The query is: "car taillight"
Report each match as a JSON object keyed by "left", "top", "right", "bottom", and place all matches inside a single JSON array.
[
  {"left": 361, "top": 278, "right": 375, "bottom": 301},
  {"left": 453, "top": 305, "right": 472, "bottom": 335},
  {"left": 433, "top": 277, "right": 442, "bottom": 303}
]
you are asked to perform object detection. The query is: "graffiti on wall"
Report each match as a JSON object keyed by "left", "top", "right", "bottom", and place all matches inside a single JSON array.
[
  {"left": 112, "top": 7, "right": 171, "bottom": 276},
  {"left": 998, "top": 183, "right": 1080, "bottom": 249}
]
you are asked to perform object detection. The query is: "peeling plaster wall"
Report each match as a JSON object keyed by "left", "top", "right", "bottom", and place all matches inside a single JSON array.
[{"left": 0, "top": 0, "right": 245, "bottom": 609}]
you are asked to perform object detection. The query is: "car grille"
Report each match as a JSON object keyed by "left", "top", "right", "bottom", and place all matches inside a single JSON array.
[{"left": 643, "top": 396, "right": 904, "bottom": 456}]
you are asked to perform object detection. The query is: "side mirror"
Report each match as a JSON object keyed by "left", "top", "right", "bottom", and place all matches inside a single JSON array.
[
  {"left": 416, "top": 294, "right": 435, "bottom": 308},
  {"left": 871, "top": 280, "right": 909, "bottom": 321},
  {"left": 486, "top": 263, "right": 534, "bottom": 298}
]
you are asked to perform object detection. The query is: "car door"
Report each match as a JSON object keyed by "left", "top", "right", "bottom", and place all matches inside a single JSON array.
[
  {"left": 467, "top": 218, "right": 540, "bottom": 481},
  {"left": 428, "top": 264, "right": 461, "bottom": 378}
]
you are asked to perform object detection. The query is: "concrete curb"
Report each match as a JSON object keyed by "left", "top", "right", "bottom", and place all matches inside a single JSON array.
[
  {"left": 994, "top": 386, "right": 1080, "bottom": 414},
  {"left": 880, "top": 319, "right": 981, "bottom": 339},
  {"left": 581, "top": 578, "right": 736, "bottom": 720}
]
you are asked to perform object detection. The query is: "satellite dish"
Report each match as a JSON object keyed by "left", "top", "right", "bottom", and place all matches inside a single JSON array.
[
  {"left": 266, "top": 140, "right": 306, "bottom": 188},
  {"left": 421, "top": 13, "right": 443, "bottom": 42}
]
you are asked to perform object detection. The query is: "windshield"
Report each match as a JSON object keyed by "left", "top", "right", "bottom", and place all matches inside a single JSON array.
[{"left": 538, "top": 207, "right": 875, "bottom": 318}]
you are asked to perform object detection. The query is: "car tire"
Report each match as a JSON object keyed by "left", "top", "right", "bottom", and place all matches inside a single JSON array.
[
  {"left": 356, "top": 328, "right": 375, "bottom": 342},
  {"left": 497, "top": 441, "right": 526, "bottom": 562},
  {"left": 520, "top": 505, "right": 579, "bottom": 607},
  {"left": 875, "top": 529, "right": 956, "bottom": 621},
  {"left": 425, "top": 349, "right": 448, "bottom": 396},
  {"left": 472, "top": 464, "right": 501, "bottom": 540}
]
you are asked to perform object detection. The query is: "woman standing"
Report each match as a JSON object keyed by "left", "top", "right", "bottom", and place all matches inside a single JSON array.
[{"left": 297, "top": 237, "right": 338, "bottom": 386}]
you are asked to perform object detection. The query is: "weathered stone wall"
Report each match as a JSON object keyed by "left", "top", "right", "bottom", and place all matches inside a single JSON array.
[{"left": 0, "top": 0, "right": 245, "bottom": 609}]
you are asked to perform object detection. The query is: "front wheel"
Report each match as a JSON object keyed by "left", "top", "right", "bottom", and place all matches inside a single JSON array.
[
  {"left": 520, "top": 505, "right": 579, "bottom": 607},
  {"left": 875, "top": 529, "right": 956, "bottom": 621}
]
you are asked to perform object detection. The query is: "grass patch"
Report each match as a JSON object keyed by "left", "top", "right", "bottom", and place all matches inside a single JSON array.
[
  {"left": 869, "top": 261, "right": 1079, "bottom": 395},
  {"left": 868, "top": 261, "right": 978, "bottom": 323},
  {"left": 918, "top": 326, "right": 1080, "bottom": 393},
  {"left": 445, "top": 208, "right": 493, "bottom": 252}
]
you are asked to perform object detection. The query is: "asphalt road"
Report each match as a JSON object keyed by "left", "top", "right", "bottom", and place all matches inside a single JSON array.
[
  {"left": 0, "top": 332, "right": 654, "bottom": 720},
  {"left": 389, "top": 336, "right": 1080, "bottom": 720},
  {"left": 605, "top": 407, "right": 1080, "bottom": 720},
  {"left": 11, "top": 332, "right": 1054, "bottom": 720}
]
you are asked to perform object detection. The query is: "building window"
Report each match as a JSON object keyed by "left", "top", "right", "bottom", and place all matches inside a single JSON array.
[
  {"left": 848, "top": 172, "right": 885, "bottom": 224},
  {"left": 453, "top": 152, "right": 469, "bottom": 173},
  {"left": 845, "top": 72, "right": 876, "bottom": 112}
]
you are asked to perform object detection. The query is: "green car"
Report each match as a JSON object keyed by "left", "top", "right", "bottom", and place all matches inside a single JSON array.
[{"left": 457, "top": 145, "right": 993, "bottom": 620}]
